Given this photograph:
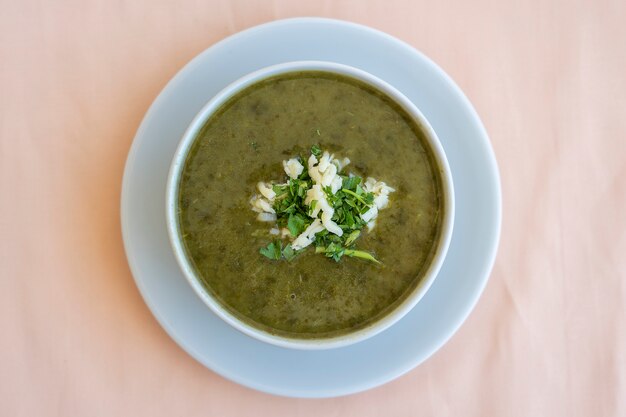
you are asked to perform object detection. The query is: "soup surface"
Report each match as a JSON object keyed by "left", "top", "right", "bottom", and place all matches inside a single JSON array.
[{"left": 178, "top": 71, "right": 444, "bottom": 339}]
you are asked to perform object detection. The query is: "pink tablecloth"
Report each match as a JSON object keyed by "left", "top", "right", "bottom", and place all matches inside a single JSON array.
[{"left": 1, "top": 1, "right": 624, "bottom": 415}]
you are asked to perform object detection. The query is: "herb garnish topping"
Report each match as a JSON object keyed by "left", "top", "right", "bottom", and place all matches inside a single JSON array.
[{"left": 251, "top": 146, "right": 395, "bottom": 263}]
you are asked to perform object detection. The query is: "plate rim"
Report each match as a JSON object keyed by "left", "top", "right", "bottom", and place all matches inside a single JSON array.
[{"left": 121, "top": 16, "right": 502, "bottom": 398}]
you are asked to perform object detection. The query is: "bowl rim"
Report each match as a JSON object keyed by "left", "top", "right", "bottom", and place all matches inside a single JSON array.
[{"left": 165, "top": 60, "right": 455, "bottom": 350}]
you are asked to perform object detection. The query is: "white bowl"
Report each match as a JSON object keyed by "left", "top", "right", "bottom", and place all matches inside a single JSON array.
[{"left": 166, "top": 61, "right": 455, "bottom": 350}]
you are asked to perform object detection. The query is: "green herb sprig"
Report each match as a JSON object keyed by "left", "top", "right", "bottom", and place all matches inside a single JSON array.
[{"left": 258, "top": 145, "right": 381, "bottom": 264}]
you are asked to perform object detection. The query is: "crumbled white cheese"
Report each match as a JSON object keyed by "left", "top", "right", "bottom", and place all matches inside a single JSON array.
[
  {"left": 364, "top": 177, "right": 395, "bottom": 195},
  {"left": 291, "top": 219, "right": 325, "bottom": 250},
  {"left": 363, "top": 177, "right": 377, "bottom": 192},
  {"left": 332, "top": 157, "right": 351, "bottom": 172},
  {"left": 330, "top": 175, "right": 343, "bottom": 194},
  {"left": 309, "top": 151, "right": 344, "bottom": 193},
  {"left": 305, "top": 152, "right": 353, "bottom": 236},
  {"left": 305, "top": 184, "right": 334, "bottom": 219},
  {"left": 257, "top": 182, "right": 276, "bottom": 201},
  {"left": 320, "top": 163, "right": 337, "bottom": 187},
  {"left": 374, "top": 193, "right": 389, "bottom": 210},
  {"left": 305, "top": 183, "right": 324, "bottom": 206},
  {"left": 257, "top": 212, "right": 277, "bottom": 222},
  {"left": 283, "top": 158, "right": 304, "bottom": 179},
  {"left": 315, "top": 198, "right": 334, "bottom": 219},
  {"left": 361, "top": 205, "right": 378, "bottom": 223},
  {"left": 308, "top": 166, "right": 322, "bottom": 183},
  {"left": 318, "top": 151, "right": 332, "bottom": 173},
  {"left": 304, "top": 184, "right": 327, "bottom": 215},
  {"left": 308, "top": 219, "right": 325, "bottom": 235},
  {"left": 250, "top": 195, "right": 275, "bottom": 213},
  {"left": 321, "top": 210, "right": 343, "bottom": 236},
  {"left": 269, "top": 227, "right": 280, "bottom": 235},
  {"left": 291, "top": 234, "right": 313, "bottom": 251}
]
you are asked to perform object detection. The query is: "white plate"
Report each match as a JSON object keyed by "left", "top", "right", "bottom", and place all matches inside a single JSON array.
[{"left": 121, "top": 17, "right": 501, "bottom": 398}]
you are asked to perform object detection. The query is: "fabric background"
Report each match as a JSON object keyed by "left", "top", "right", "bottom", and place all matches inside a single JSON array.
[{"left": 1, "top": 0, "right": 624, "bottom": 415}]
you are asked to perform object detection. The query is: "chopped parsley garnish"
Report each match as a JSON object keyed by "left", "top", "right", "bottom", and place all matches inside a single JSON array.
[{"left": 255, "top": 145, "right": 392, "bottom": 264}]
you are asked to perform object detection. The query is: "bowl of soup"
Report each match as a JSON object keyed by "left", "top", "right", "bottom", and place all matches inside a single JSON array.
[{"left": 166, "top": 61, "right": 454, "bottom": 349}]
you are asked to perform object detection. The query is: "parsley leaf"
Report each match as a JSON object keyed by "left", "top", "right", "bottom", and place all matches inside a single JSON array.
[
  {"left": 315, "top": 244, "right": 380, "bottom": 264},
  {"left": 311, "top": 144, "right": 322, "bottom": 157},
  {"left": 344, "top": 230, "right": 360, "bottom": 246},
  {"left": 273, "top": 184, "right": 289, "bottom": 197},
  {"left": 344, "top": 249, "right": 381, "bottom": 264},
  {"left": 287, "top": 213, "right": 308, "bottom": 237},
  {"left": 342, "top": 176, "right": 361, "bottom": 191},
  {"left": 341, "top": 188, "right": 370, "bottom": 206},
  {"left": 282, "top": 244, "right": 298, "bottom": 261},
  {"left": 259, "top": 241, "right": 282, "bottom": 260}
]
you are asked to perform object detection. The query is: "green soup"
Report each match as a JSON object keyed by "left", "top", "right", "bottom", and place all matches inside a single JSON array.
[{"left": 177, "top": 71, "right": 445, "bottom": 339}]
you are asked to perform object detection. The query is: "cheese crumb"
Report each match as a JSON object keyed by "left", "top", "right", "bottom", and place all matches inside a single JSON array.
[
  {"left": 330, "top": 176, "right": 342, "bottom": 194},
  {"left": 321, "top": 210, "right": 343, "bottom": 236},
  {"left": 361, "top": 205, "right": 378, "bottom": 223},
  {"left": 257, "top": 182, "right": 276, "bottom": 201},
  {"left": 333, "top": 157, "right": 351, "bottom": 172},
  {"left": 257, "top": 212, "right": 277, "bottom": 222},
  {"left": 250, "top": 195, "right": 275, "bottom": 213},
  {"left": 283, "top": 158, "right": 304, "bottom": 179},
  {"left": 291, "top": 219, "right": 325, "bottom": 250},
  {"left": 318, "top": 151, "right": 332, "bottom": 173}
]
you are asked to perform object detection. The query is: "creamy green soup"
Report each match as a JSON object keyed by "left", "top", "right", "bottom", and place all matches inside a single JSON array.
[{"left": 177, "top": 71, "right": 444, "bottom": 339}]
